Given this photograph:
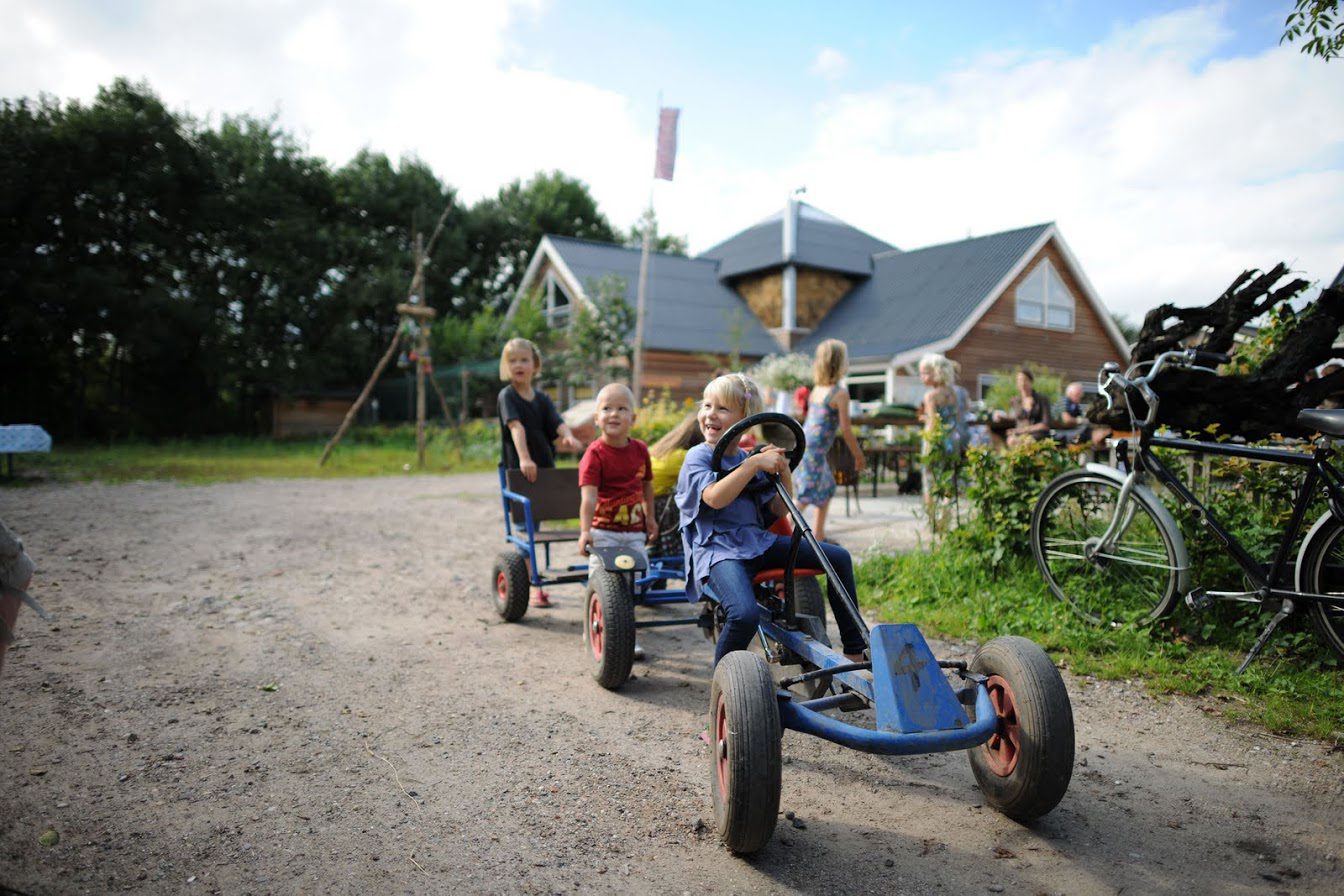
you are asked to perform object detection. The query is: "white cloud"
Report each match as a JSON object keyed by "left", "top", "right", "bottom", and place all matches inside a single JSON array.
[
  {"left": 809, "top": 46, "right": 850, "bottom": 81},
  {"left": 721, "top": 4, "right": 1344, "bottom": 322},
  {"left": 2, "top": 1, "right": 1340, "bottom": 323}
]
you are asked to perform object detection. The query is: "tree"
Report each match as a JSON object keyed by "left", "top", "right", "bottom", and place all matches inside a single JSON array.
[
  {"left": 623, "top": 206, "right": 688, "bottom": 256},
  {"left": 1282, "top": 0, "right": 1343, "bottom": 60},
  {"left": 458, "top": 171, "right": 616, "bottom": 314},
  {"left": 0, "top": 79, "right": 217, "bottom": 439},
  {"left": 557, "top": 275, "right": 636, "bottom": 392}
]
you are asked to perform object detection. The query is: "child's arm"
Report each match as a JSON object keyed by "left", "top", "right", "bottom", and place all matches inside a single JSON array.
[
  {"left": 507, "top": 420, "right": 537, "bottom": 482},
  {"left": 578, "top": 484, "right": 598, "bottom": 555},
  {"left": 557, "top": 422, "right": 583, "bottom": 453},
  {"left": 642, "top": 480, "right": 657, "bottom": 543},
  {"left": 701, "top": 446, "right": 788, "bottom": 510}
]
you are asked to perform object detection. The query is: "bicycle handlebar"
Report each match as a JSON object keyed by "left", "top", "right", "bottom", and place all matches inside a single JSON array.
[{"left": 1098, "top": 348, "right": 1230, "bottom": 430}]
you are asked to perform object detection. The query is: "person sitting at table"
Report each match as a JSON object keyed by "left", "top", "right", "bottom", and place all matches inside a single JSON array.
[
  {"left": 989, "top": 368, "right": 1052, "bottom": 448},
  {"left": 1054, "top": 381, "right": 1111, "bottom": 451},
  {"left": 794, "top": 339, "right": 865, "bottom": 543}
]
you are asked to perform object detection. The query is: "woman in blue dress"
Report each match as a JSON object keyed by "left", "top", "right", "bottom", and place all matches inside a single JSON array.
[{"left": 793, "top": 339, "right": 865, "bottom": 543}]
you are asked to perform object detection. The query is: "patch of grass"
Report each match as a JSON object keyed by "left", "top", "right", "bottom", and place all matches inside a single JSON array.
[
  {"left": 857, "top": 546, "right": 1344, "bottom": 742},
  {"left": 5, "top": 424, "right": 502, "bottom": 485}
]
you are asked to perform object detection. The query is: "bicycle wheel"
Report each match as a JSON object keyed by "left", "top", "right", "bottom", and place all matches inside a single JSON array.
[
  {"left": 1030, "top": 471, "right": 1181, "bottom": 625},
  {"left": 1295, "top": 513, "right": 1344, "bottom": 662}
]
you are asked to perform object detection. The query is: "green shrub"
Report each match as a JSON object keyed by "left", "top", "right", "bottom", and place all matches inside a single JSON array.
[{"left": 956, "top": 438, "right": 1077, "bottom": 564}]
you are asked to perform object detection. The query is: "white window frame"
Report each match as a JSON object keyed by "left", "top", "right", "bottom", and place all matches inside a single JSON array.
[
  {"left": 1015, "top": 259, "right": 1075, "bottom": 332},
  {"left": 545, "top": 272, "right": 573, "bottom": 327}
]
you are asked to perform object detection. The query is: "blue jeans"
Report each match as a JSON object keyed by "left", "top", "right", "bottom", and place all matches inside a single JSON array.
[{"left": 705, "top": 535, "right": 865, "bottom": 666}]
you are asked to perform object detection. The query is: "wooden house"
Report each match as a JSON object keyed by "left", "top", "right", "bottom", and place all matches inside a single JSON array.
[{"left": 512, "top": 199, "right": 1130, "bottom": 407}]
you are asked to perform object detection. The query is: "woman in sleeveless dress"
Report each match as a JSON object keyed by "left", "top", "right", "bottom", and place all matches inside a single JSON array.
[{"left": 793, "top": 339, "right": 865, "bottom": 543}]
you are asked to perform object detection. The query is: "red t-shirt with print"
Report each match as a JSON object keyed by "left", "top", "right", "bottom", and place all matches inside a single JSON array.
[{"left": 578, "top": 438, "right": 653, "bottom": 532}]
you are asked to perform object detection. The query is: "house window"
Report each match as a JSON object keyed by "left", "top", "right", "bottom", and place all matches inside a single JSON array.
[
  {"left": 545, "top": 273, "right": 572, "bottom": 326},
  {"left": 1015, "top": 259, "right": 1074, "bottom": 331}
]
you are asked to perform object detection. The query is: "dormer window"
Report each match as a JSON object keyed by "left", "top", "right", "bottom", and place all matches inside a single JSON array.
[{"left": 1015, "top": 259, "right": 1074, "bottom": 331}]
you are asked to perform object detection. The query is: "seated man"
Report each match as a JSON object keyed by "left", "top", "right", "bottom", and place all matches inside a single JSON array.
[{"left": 1055, "top": 382, "right": 1110, "bottom": 450}]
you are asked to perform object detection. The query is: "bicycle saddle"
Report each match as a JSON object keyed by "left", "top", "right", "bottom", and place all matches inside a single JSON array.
[{"left": 1296, "top": 408, "right": 1344, "bottom": 437}]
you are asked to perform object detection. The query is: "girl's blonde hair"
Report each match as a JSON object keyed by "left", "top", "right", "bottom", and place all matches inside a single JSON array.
[
  {"left": 499, "top": 337, "right": 542, "bottom": 382},
  {"left": 813, "top": 338, "right": 848, "bottom": 386},
  {"left": 918, "top": 353, "right": 955, "bottom": 388},
  {"left": 703, "top": 373, "right": 764, "bottom": 418},
  {"left": 650, "top": 411, "right": 704, "bottom": 459}
]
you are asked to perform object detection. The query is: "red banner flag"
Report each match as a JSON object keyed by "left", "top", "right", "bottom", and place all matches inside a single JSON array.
[{"left": 654, "top": 107, "right": 679, "bottom": 181}]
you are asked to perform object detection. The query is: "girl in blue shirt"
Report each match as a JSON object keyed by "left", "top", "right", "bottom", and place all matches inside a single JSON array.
[{"left": 676, "top": 373, "right": 867, "bottom": 667}]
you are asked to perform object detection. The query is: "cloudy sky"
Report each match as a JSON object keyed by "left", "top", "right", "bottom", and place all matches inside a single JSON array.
[{"left": 3, "top": 0, "right": 1342, "bottom": 323}]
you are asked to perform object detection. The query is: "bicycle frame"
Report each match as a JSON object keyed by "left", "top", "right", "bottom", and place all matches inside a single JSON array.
[{"left": 1126, "top": 432, "right": 1344, "bottom": 608}]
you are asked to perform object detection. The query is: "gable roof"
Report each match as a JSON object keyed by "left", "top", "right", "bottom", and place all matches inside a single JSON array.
[
  {"left": 796, "top": 224, "right": 1053, "bottom": 361},
  {"left": 698, "top": 202, "right": 897, "bottom": 279},
  {"left": 526, "top": 235, "right": 781, "bottom": 357}
]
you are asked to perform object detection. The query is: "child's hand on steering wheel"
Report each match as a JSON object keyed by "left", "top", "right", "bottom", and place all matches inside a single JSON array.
[{"left": 752, "top": 445, "right": 789, "bottom": 477}]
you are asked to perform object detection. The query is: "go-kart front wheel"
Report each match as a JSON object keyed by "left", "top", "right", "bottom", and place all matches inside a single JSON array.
[
  {"left": 710, "top": 651, "right": 781, "bottom": 855},
  {"left": 966, "top": 636, "right": 1074, "bottom": 821},
  {"left": 585, "top": 568, "right": 635, "bottom": 689},
  {"left": 491, "top": 551, "right": 530, "bottom": 622}
]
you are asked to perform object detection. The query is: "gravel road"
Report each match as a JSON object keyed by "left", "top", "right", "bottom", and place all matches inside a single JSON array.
[{"left": 1, "top": 473, "right": 1341, "bottom": 894}]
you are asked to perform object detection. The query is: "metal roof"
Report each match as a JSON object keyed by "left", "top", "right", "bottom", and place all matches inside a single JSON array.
[
  {"left": 796, "top": 223, "right": 1054, "bottom": 360},
  {"left": 698, "top": 202, "right": 897, "bottom": 279},
  {"left": 546, "top": 236, "right": 780, "bottom": 357}
]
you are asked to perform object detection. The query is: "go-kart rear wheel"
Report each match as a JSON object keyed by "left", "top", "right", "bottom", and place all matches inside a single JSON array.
[
  {"left": 491, "top": 551, "right": 530, "bottom": 622},
  {"left": 966, "top": 636, "right": 1074, "bottom": 821},
  {"left": 710, "top": 651, "right": 781, "bottom": 855},
  {"left": 585, "top": 568, "right": 635, "bottom": 690}
]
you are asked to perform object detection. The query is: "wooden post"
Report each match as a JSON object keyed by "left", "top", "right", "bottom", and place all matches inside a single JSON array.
[
  {"left": 459, "top": 368, "right": 469, "bottom": 426},
  {"left": 317, "top": 202, "right": 455, "bottom": 468},
  {"left": 318, "top": 329, "right": 402, "bottom": 467}
]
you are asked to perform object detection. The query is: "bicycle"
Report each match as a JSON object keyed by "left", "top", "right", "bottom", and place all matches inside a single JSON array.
[{"left": 1029, "top": 348, "right": 1344, "bottom": 672}]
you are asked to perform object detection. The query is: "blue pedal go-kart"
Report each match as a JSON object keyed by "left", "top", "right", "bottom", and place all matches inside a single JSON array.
[
  {"left": 493, "top": 466, "right": 693, "bottom": 689},
  {"left": 699, "top": 413, "right": 1075, "bottom": 854}
]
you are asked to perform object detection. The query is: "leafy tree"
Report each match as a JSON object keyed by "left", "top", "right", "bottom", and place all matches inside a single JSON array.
[
  {"left": 623, "top": 206, "right": 688, "bottom": 256},
  {"left": 329, "top": 149, "right": 463, "bottom": 387},
  {"left": 557, "top": 274, "right": 636, "bottom": 391},
  {"left": 1282, "top": 0, "right": 1343, "bottom": 60},
  {"left": 0, "top": 79, "right": 216, "bottom": 438},
  {"left": 458, "top": 171, "right": 616, "bottom": 313}
]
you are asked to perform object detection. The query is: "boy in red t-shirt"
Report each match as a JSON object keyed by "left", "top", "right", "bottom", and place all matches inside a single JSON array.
[{"left": 578, "top": 383, "right": 658, "bottom": 566}]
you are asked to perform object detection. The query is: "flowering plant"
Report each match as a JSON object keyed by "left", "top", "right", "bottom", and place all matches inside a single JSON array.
[{"left": 748, "top": 353, "right": 812, "bottom": 390}]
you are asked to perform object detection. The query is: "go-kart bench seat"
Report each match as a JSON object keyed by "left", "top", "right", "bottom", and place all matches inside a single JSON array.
[
  {"left": 504, "top": 467, "right": 582, "bottom": 543},
  {"left": 500, "top": 467, "right": 586, "bottom": 582}
]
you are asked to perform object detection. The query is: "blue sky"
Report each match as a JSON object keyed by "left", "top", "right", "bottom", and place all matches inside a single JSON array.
[{"left": 2, "top": 0, "right": 1341, "bottom": 324}]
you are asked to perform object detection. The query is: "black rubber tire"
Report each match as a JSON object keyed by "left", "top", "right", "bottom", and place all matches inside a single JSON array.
[
  {"left": 750, "top": 576, "right": 833, "bottom": 700},
  {"left": 1030, "top": 470, "right": 1181, "bottom": 625},
  {"left": 966, "top": 636, "right": 1074, "bottom": 822},
  {"left": 585, "top": 568, "right": 636, "bottom": 689},
  {"left": 710, "top": 651, "right": 782, "bottom": 855},
  {"left": 1295, "top": 513, "right": 1344, "bottom": 662},
  {"left": 491, "top": 551, "right": 530, "bottom": 622},
  {"left": 791, "top": 576, "right": 829, "bottom": 635}
]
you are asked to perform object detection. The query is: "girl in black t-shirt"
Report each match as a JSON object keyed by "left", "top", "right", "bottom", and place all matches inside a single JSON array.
[{"left": 497, "top": 337, "right": 582, "bottom": 606}]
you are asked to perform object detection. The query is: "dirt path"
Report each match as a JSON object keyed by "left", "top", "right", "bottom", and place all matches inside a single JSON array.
[{"left": 1, "top": 473, "right": 1341, "bottom": 894}]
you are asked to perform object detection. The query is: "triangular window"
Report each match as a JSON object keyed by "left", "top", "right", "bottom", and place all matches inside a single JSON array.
[{"left": 1015, "top": 259, "right": 1074, "bottom": 331}]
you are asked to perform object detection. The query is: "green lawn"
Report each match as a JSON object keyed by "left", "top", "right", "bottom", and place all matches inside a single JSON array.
[{"left": 857, "top": 546, "right": 1344, "bottom": 742}]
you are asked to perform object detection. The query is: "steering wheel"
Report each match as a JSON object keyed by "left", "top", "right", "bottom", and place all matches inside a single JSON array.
[{"left": 709, "top": 412, "right": 806, "bottom": 480}]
